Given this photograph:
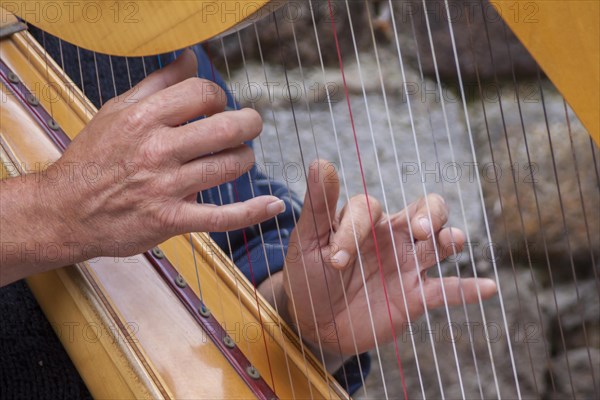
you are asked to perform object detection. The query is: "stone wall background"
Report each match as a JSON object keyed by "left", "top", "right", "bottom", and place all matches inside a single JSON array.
[{"left": 209, "top": 1, "right": 599, "bottom": 398}]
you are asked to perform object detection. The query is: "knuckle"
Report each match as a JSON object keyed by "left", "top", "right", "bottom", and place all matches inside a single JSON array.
[
  {"left": 140, "top": 139, "right": 169, "bottom": 169},
  {"left": 430, "top": 192, "right": 444, "bottom": 202},
  {"left": 213, "top": 116, "right": 239, "bottom": 143},
  {"left": 430, "top": 193, "right": 448, "bottom": 212},
  {"left": 342, "top": 223, "right": 358, "bottom": 241},
  {"left": 243, "top": 206, "right": 257, "bottom": 224},
  {"left": 353, "top": 194, "right": 381, "bottom": 213},
  {"left": 103, "top": 97, "right": 118, "bottom": 111},
  {"left": 351, "top": 194, "right": 368, "bottom": 207},
  {"left": 188, "top": 77, "right": 208, "bottom": 91},
  {"left": 367, "top": 195, "right": 382, "bottom": 214},
  {"left": 192, "top": 78, "right": 225, "bottom": 106},
  {"left": 156, "top": 204, "right": 183, "bottom": 234},
  {"left": 121, "top": 106, "right": 150, "bottom": 132},
  {"left": 208, "top": 210, "right": 229, "bottom": 231}
]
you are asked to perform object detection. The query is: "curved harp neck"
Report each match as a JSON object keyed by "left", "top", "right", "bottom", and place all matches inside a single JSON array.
[
  {"left": 494, "top": 0, "right": 599, "bottom": 144},
  {"left": 4, "top": 0, "right": 284, "bottom": 56}
]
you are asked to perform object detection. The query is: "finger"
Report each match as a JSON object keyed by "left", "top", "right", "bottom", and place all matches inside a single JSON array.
[
  {"left": 175, "top": 145, "right": 255, "bottom": 196},
  {"left": 167, "top": 109, "right": 263, "bottom": 163},
  {"left": 294, "top": 160, "right": 340, "bottom": 247},
  {"left": 413, "top": 227, "right": 465, "bottom": 271},
  {"left": 177, "top": 195, "right": 286, "bottom": 233},
  {"left": 424, "top": 277, "right": 497, "bottom": 309},
  {"left": 409, "top": 193, "right": 448, "bottom": 241},
  {"left": 105, "top": 49, "right": 198, "bottom": 113},
  {"left": 327, "top": 194, "right": 383, "bottom": 270},
  {"left": 136, "top": 77, "right": 227, "bottom": 128}
]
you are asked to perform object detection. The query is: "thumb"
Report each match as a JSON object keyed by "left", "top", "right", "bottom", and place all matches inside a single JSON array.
[{"left": 293, "top": 160, "right": 340, "bottom": 248}]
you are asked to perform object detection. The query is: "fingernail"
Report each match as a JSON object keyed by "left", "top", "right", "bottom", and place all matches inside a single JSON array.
[
  {"left": 333, "top": 250, "right": 351, "bottom": 269},
  {"left": 480, "top": 279, "right": 498, "bottom": 294},
  {"left": 419, "top": 218, "right": 432, "bottom": 237},
  {"left": 267, "top": 199, "right": 286, "bottom": 215}
]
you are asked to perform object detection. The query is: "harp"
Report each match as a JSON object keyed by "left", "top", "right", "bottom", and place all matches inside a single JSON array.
[{"left": 0, "top": 0, "right": 598, "bottom": 399}]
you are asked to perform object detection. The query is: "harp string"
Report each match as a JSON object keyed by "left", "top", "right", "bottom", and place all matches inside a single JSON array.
[
  {"left": 248, "top": 18, "right": 334, "bottom": 396},
  {"left": 185, "top": 49, "right": 257, "bottom": 372},
  {"left": 340, "top": 1, "right": 470, "bottom": 398},
  {"left": 302, "top": 1, "right": 392, "bottom": 396},
  {"left": 383, "top": 1, "right": 487, "bottom": 397},
  {"left": 40, "top": 31, "right": 54, "bottom": 119},
  {"left": 232, "top": 30, "right": 313, "bottom": 391},
  {"left": 193, "top": 46, "right": 280, "bottom": 386},
  {"left": 359, "top": 3, "right": 478, "bottom": 398},
  {"left": 563, "top": 99, "right": 600, "bottom": 295},
  {"left": 386, "top": 2, "right": 463, "bottom": 397},
  {"left": 206, "top": 39, "right": 287, "bottom": 391},
  {"left": 507, "top": 38, "right": 578, "bottom": 398},
  {"left": 91, "top": 52, "right": 103, "bottom": 105},
  {"left": 185, "top": 48, "right": 209, "bottom": 309},
  {"left": 384, "top": 1, "right": 492, "bottom": 397},
  {"left": 141, "top": 52, "right": 200, "bottom": 306},
  {"left": 420, "top": 0, "right": 530, "bottom": 397},
  {"left": 419, "top": 11, "right": 489, "bottom": 400},
  {"left": 271, "top": 10, "right": 358, "bottom": 391},
  {"left": 592, "top": 137, "right": 600, "bottom": 188},
  {"left": 499, "top": 20, "right": 574, "bottom": 395},
  {"left": 323, "top": 1, "right": 415, "bottom": 397},
  {"left": 463, "top": 3, "right": 544, "bottom": 396},
  {"left": 203, "top": 42, "right": 270, "bottom": 383},
  {"left": 76, "top": 47, "right": 85, "bottom": 98},
  {"left": 281, "top": 3, "right": 370, "bottom": 393},
  {"left": 255, "top": 12, "right": 352, "bottom": 393},
  {"left": 160, "top": 49, "right": 210, "bottom": 309},
  {"left": 108, "top": 56, "right": 117, "bottom": 101},
  {"left": 124, "top": 57, "right": 133, "bottom": 90},
  {"left": 537, "top": 68, "right": 598, "bottom": 394},
  {"left": 562, "top": 102, "right": 599, "bottom": 394},
  {"left": 450, "top": 0, "right": 527, "bottom": 396},
  {"left": 308, "top": 0, "right": 399, "bottom": 396},
  {"left": 269, "top": 4, "right": 397, "bottom": 394}
]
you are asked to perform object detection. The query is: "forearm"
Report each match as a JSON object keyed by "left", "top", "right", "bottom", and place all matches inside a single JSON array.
[
  {"left": 258, "top": 271, "right": 348, "bottom": 373},
  {"left": 0, "top": 173, "right": 86, "bottom": 286}
]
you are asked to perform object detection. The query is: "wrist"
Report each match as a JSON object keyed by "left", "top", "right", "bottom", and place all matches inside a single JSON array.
[
  {"left": 37, "top": 164, "right": 81, "bottom": 246},
  {"left": 253, "top": 271, "right": 350, "bottom": 374}
]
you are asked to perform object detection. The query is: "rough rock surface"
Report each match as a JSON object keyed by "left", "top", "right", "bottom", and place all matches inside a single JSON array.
[
  {"left": 219, "top": 2, "right": 599, "bottom": 398},
  {"left": 473, "top": 82, "right": 600, "bottom": 275},
  {"left": 212, "top": 0, "right": 538, "bottom": 83}
]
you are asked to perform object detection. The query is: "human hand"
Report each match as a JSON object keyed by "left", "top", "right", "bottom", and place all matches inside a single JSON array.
[
  {"left": 282, "top": 160, "right": 497, "bottom": 355},
  {"left": 38, "top": 50, "right": 285, "bottom": 261}
]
